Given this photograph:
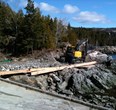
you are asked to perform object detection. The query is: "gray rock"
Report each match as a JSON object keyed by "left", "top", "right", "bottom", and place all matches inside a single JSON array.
[
  {"left": 51, "top": 74, "right": 60, "bottom": 82},
  {"left": 86, "top": 51, "right": 112, "bottom": 63},
  {"left": 59, "top": 81, "right": 68, "bottom": 90},
  {"left": 59, "top": 89, "right": 73, "bottom": 96},
  {"left": 97, "top": 46, "right": 116, "bottom": 54}
]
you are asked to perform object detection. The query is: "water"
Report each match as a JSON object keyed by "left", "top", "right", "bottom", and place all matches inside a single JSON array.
[{"left": 111, "top": 54, "right": 116, "bottom": 60}]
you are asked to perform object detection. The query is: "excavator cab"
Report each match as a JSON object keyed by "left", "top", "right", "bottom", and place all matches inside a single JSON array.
[{"left": 74, "top": 39, "right": 88, "bottom": 62}]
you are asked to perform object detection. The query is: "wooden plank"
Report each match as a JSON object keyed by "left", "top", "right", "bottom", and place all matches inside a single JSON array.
[
  {"left": 0, "top": 69, "right": 30, "bottom": 76},
  {"left": 0, "top": 61, "right": 97, "bottom": 76},
  {"left": 31, "top": 61, "right": 97, "bottom": 75}
]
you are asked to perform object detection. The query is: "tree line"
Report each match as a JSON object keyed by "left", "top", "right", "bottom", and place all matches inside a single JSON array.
[
  {"left": 0, "top": 0, "right": 116, "bottom": 55},
  {"left": 73, "top": 27, "right": 116, "bottom": 46}
]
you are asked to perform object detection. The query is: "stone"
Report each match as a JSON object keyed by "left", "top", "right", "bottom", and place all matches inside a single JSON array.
[
  {"left": 51, "top": 74, "right": 60, "bottom": 82},
  {"left": 59, "top": 81, "right": 68, "bottom": 90},
  {"left": 86, "top": 51, "right": 113, "bottom": 63}
]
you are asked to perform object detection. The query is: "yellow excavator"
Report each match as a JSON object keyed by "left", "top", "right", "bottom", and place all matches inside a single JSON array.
[{"left": 64, "top": 39, "right": 88, "bottom": 64}]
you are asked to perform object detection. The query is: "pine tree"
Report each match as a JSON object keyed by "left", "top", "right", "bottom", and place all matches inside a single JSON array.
[
  {"left": 0, "top": 1, "right": 16, "bottom": 53},
  {"left": 67, "top": 23, "right": 77, "bottom": 45},
  {"left": 25, "top": 0, "right": 35, "bottom": 15},
  {"left": 23, "top": 0, "right": 36, "bottom": 54}
]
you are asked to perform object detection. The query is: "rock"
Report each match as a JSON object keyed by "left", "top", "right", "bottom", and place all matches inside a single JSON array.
[
  {"left": 97, "top": 46, "right": 116, "bottom": 54},
  {"left": 19, "top": 58, "right": 28, "bottom": 61},
  {"left": 36, "top": 81, "right": 43, "bottom": 89},
  {"left": 50, "top": 74, "right": 61, "bottom": 82},
  {"left": 104, "top": 103, "right": 114, "bottom": 108},
  {"left": 65, "top": 64, "right": 116, "bottom": 95},
  {"left": 59, "top": 81, "right": 68, "bottom": 90},
  {"left": 86, "top": 51, "right": 112, "bottom": 63},
  {"left": 105, "top": 86, "right": 116, "bottom": 97},
  {"left": 9, "top": 75, "right": 22, "bottom": 82},
  {"left": 36, "top": 76, "right": 48, "bottom": 90},
  {"left": 21, "top": 75, "right": 38, "bottom": 86},
  {"left": 59, "top": 89, "right": 73, "bottom": 96},
  {"left": 90, "top": 75, "right": 107, "bottom": 90},
  {"left": 47, "top": 76, "right": 53, "bottom": 85}
]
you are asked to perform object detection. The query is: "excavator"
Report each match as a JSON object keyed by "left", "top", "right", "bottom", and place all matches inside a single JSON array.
[{"left": 63, "top": 39, "right": 88, "bottom": 64}]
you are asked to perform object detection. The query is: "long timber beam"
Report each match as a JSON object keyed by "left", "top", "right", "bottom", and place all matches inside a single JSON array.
[{"left": 0, "top": 61, "right": 97, "bottom": 76}]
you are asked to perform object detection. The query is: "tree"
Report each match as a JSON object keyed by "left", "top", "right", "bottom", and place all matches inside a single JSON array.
[
  {"left": 55, "top": 19, "right": 67, "bottom": 47},
  {"left": 0, "top": 1, "right": 16, "bottom": 53},
  {"left": 23, "top": 0, "right": 36, "bottom": 54},
  {"left": 67, "top": 23, "right": 77, "bottom": 45},
  {"left": 25, "top": 0, "right": 35, "bottom": 15}
]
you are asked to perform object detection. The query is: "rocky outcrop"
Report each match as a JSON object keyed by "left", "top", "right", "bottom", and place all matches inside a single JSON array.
[
  {"left": 97, "top": 46, "right": 116, "bottom": 54},
  {"left": 6, "top": 63, "right": 116, "bottom": 109},
  {"left": 0, "top": 52, "right": 116, "bottom": 109},
  {"left": 58, "top": 64, "right": 116, "bottom": 108}
]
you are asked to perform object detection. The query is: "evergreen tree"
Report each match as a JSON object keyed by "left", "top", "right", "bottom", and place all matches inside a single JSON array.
[
  {"left": 25, "top": 0, "right": 35, "bottom": 15},
  {"left": 14, "top": 9, "right": 24, "bottom": 54},
  {"left": 23, "top": 0, "right": 36, "bottom": 53},
  {"left": 0, "top": 1, "right": 16, "bottom": 53},
  {"left": 67, "top": 23, "right": 77, "bottom": 45}
]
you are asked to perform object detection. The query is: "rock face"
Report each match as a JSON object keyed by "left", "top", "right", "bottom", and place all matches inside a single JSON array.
[
  {"left": 97, "top": 46, "right": 116, "bottom": 54},
  {"left": 7, "top": 64, "right": 116, "bottom": 109},
  {"left": 0, "top": 51, "right": 116, "bottom": 109}
]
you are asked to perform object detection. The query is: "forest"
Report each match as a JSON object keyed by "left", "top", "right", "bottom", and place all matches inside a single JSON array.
[{"left": 0, "top": 0, "right": 116, "bottom": 55}]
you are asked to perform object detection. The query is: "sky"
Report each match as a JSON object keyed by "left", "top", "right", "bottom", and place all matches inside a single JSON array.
[{"left": 4, "top": 0, "right": 116, "bottom": 28}]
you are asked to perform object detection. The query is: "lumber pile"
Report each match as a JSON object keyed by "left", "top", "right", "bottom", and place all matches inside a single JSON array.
[{"left": 0, "top": 61, "right": 97, "bottom": 76}]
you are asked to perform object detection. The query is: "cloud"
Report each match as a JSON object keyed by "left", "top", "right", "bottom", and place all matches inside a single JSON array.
[
  {"left": 39, "top": 2, "right": 60, "bottom": 13},
  {"left": 39, "top": 3, "right": 80, "bottom": 14},
  {"left": 73, "top": 11, "right": 110, "bottom": 24},
  {"left": 63, "top": 4, "right": 79, "bottom": 14}
]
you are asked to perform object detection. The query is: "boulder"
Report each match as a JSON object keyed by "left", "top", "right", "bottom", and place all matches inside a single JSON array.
[
  {"left": 86, "top": 51, "right": 112, "bottom": 63},
  {"left": 66, "top": 64, "right": 116, "bottom": 95}
]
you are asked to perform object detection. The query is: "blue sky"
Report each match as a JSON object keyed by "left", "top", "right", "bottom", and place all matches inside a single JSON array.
[{"left": 5, "top": 0, "right": 116, "bottom": 28}]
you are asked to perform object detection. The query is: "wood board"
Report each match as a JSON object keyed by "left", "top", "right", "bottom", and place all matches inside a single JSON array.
[{"left": 0, "top": 61, "right": 97, "bottom": 76}]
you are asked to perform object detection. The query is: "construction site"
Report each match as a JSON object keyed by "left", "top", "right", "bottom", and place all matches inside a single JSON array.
[
  {"left": 0, "top": 48, "right": 116, "bottom": 110},
  {"left": 1, "top": 0, "right": 116, "bottom": 109}
]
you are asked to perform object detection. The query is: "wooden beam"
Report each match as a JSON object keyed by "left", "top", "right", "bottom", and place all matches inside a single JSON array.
[
  {"left": 0, "top": 61, "right": 97, "bottom": 76},
  {"left": 31, "top": 61, "right": 97, "bottom": 75},
  {"left": 0, "top": 69, "right": 30, "bottom": 76}
]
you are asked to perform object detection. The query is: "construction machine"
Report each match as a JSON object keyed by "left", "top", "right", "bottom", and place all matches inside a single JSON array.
[{"left": 63, "top": 39, "right": 88, "bottom": 64}]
